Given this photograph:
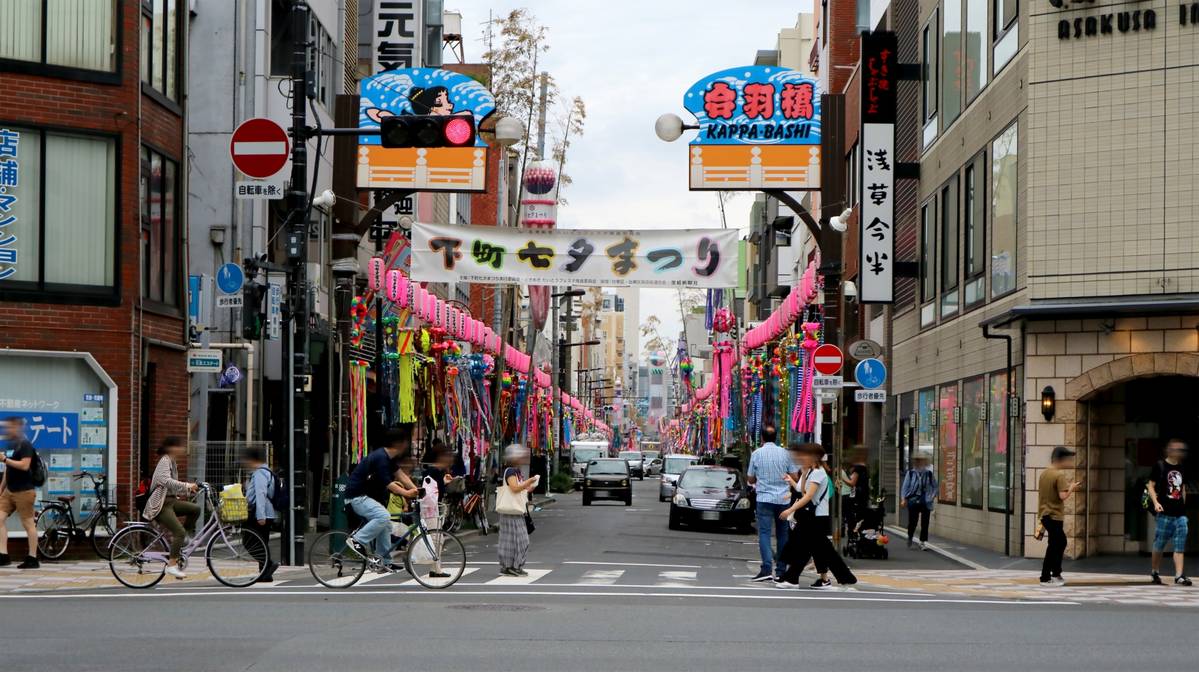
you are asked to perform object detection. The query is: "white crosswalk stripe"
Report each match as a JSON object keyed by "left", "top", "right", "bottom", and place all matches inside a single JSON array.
[
  {"left": 401, "top": 566, "right": 481, "bottom": 586},
  {"left": 657, "top": 570, "right": 698, "bottom": 587},
  {"left": 482, "top": 568, "right": 552, "bottom": 585},
  {"left": 578, "top": 569, "right": 624, "bottom": 585}
]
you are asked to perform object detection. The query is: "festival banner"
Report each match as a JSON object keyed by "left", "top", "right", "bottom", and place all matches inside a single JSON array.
[{"left": 410, "top": 223, "right": 739, "bottom": 289}]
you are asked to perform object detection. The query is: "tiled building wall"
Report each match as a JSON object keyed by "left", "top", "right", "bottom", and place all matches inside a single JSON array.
[{"left": 1027, "top": 0, "right": 1199, "bottom": 299}]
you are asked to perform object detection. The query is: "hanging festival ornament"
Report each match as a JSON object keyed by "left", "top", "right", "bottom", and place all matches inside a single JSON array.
[
  {"left": 368, "top": 257, "right": 385, "bottom": 291},
  {"left": 385, "top": 270, "right": 402, "bottom": 302},
  {"left": 712, "top": 307, "right": 734, "bottom": 333}
]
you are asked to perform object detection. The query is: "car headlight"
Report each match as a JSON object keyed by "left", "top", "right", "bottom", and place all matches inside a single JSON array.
[
  {"left": 735, "top": 497, "right": 751, "bottom": 510},
  {"left": 673, "top": 492, "right": 688, "bottom": 506},
  {"left": 621, "top": 479, "right": 628, "bottom": 486},
  {"left": 585, "top": 479, "right": 592, "bottom": 487}
]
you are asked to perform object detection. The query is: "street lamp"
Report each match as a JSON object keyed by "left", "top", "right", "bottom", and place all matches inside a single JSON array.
[{"left": 654, "top": 113, "right": 699, "bottom": 143}]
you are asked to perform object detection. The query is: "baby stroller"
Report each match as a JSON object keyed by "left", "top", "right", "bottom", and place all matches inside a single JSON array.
[{"left": 843, "top": 494, "right": 889, "bottom": 560}]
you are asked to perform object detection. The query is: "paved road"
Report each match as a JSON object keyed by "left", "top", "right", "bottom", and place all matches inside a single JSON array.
[{"left": 2, "top": 479, "right": 1197, "bottom": 671}]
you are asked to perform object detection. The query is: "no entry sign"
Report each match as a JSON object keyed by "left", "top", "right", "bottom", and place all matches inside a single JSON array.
[
  {"left": 812, "top": 344, "right": 844, "bottom": 376},
  {"left": 229, "top": 118, "right": 290, "bottom": 179}
]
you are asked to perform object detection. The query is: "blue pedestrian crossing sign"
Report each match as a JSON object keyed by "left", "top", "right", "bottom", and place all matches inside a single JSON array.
[
  {"left": 854, "top": 358, "right": 887, "bottom": 390},
  {"left": 216, "top": 263, "right": 245, "bottom": 295}
]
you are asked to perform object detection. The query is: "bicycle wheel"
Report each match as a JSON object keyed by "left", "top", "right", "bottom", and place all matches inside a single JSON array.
[
  {"left": 308, "top": 530, "right": 367, "bottom": 589},
  {"left": 35, "top": 506, "right": 71, "bottom": 560},
  {"left": 442, "top": 504, "right": 461, "bottom": 533},
  {"left": 206, "top": 525, "right": 267, "bottom": 588},
  {"left": 108, "top": 526, "right": 168, "bottom": 589},
  {"left": 404, "top": 528, "right": 466, "bottom": 589},
  {"left": 89, "top": 509, "right": 128, "bottom": 560}
]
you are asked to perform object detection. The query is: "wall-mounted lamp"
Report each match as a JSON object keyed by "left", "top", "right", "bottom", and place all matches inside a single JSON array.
[{"left": 1041, "top": 386, "right": 1056, "bottom": 422}]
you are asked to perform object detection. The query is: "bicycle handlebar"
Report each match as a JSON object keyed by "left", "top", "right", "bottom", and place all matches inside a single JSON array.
[{"left": 71, "top": 471, "right": 105, "bottom": 483}]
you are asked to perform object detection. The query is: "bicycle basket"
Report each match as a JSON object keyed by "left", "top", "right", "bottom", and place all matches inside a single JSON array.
[{"left": 218, "top": 495, "right": 248, "bottom": 523}]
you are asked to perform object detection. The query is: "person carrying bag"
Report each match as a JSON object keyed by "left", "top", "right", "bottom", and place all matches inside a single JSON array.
[{"left": 495, "top": 444, "right": 539, "bottom": 577}]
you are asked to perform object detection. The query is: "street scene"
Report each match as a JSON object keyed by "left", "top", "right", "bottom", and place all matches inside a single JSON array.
[{"left": 2, "top": 0, "right": 1199, "bottom": 671}]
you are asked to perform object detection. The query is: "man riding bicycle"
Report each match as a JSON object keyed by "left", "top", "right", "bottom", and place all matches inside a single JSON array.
[{"left": 344, "top": 425, "right": 420, "bottom": 566}]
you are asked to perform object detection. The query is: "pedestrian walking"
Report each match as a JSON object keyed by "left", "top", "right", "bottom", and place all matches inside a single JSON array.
[
  {"left": 0, "top": 417, "right": 39, "bottom": 569},
  {"left": 776, "top": 442, "right": 856, "bottom": 589},
  {"left": 746, "top": 425, "right": 797, "bottom": 582},
  {"left": 900, "top": 453, "right": 938, "bottom": 550},
  {"left": 1037, "top": 446, "right": 1081, "bottom": 586},
  {"left": 497, "top": 444, "right": 538, "bottom": 577},
  {"left": 1147, "top": 439, "right": 1191, "bottom": 586},
  {"left": 142, "top": 437, "right": 200, "bottom": 579},
  {"left": 241, "top": 446, "right": 279, "bottom": 583}
]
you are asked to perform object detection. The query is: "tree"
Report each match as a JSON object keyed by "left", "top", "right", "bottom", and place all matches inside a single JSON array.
[{"left": 640, "top": 315, "right": 676, "bottom": 357}]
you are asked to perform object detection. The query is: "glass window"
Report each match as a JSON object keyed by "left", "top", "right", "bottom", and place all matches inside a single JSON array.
[
  {"left": 941, "top": 0, "right": 962, "bottom": 127},
  {"left": 917, "top": 388, "right": 936, "bottom": 459},
  {"left": 960, "top": 377, "right": 985, "bottom": 507},
  {"left": 920, "top": 202, "right": 936, "bottom": 304},
  {"left": 995, "top": 0, "right": 1018, "bottom": 37},
  {"left": 964, "top": 154, "right": 986, "bottom": 306},
  {"left": 0, "top": 0, "right": 116, "bottom": 72},
  {"left": 141, "top": 147, "right": 181, "bottom": 306},
  {"left": 922, "top": 13, "right": 938, "bottom": 123},
  {"left": 965, "top": 0, "right": 987, "bottom": 102},
  {"left": 142, "top": 0, "right": 179, "bottom": 100},
  {"left": 988, "top": 371, "right": 1011, "bottom": 511},
  {"left": 938, "top": 384, "right": 958, "bottom": 505},
  {"left": 991, "top": 122, "right": 1018, "bottom": 297},
  {"left": 940, "top": 177, "right": 959, "bottom": 317}
]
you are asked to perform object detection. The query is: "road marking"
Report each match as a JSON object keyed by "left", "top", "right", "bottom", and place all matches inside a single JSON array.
[
  {"left": 579, "top": 569, "right": 624, "bottom": 585},
  {"left": 564, "top": 561, "right": 702, "bottom": 569},
  {"left": 1, "top": 588, "right": 1080, "bottom": 606},
  {"left": 400, "top": 566, "right": 480, "bottom": 587},
  {"left": 355, "top": 571, "right": 392, "bottom": 586},
  {"left": 882, "top": 525, "right": 987, "bottom": 570},
  {"left": 483, "top": 568, "right": 552, "bottom": 585},
  {"left": 657, "top": 570, "right": 697, "bottom": 587}
]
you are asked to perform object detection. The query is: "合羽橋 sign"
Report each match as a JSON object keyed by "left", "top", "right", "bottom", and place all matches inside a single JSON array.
[
  {"left": 411, "top": 223, "right": 739, "bottom": 289},
  {"left": 683, "top": 65, "right": 821, "bottom": 191}
]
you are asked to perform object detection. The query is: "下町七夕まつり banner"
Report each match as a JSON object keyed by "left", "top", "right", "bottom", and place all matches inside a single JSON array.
[{"left": 410, "top": 223, "right": 739, "bottom": 289}]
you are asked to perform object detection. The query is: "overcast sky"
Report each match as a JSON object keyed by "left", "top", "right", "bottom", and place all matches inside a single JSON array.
[{"left": 444, "top": 0, "right": 814, "bottom": 356}]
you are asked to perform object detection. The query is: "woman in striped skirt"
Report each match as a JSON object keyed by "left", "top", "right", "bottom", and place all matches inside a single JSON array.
[{"left": 497, "top": 444, "right": 538, "bottom": 576}]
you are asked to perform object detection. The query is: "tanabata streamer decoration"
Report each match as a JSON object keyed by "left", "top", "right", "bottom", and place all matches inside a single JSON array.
[
  {"left": 793, "top": 321, "right": 821, "bottom": 434},
  {"left": 348, "top": 360, "right": 369, "bottom": 462},
  {"left": 368, "top": 256, "right": 385, "bottom": 291}
]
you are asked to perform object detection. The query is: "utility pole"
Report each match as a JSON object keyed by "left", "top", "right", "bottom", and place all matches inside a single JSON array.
[{"left": 282, "top": 0, "right": 311, "bottom": 566}]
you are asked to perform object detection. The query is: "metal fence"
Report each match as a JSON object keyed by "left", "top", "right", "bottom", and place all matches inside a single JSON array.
[{"left": 187, "top": 441, "right": 274, "bottom": 489}]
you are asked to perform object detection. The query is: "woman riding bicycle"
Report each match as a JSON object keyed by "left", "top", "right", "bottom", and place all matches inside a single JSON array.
[{"left": 142, "top": 437, "right": 199, "bottom": 579}]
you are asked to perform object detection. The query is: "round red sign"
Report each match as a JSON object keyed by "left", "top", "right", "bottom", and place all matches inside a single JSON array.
[
  {"left": 812, "top": 344, "right": 844, "bottom": 376},
  {"left": 229, "top": 118, "right": 290, "bottom": 179}
]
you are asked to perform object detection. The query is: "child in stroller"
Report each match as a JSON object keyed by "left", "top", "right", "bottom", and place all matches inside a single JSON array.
[{"left": 843, "top": 494, "right": 890, "bottom": 559}]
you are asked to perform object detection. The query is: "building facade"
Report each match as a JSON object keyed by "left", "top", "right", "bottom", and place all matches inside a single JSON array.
[{"left": 0, "top": 0, "right": 189, "bottom": 528}]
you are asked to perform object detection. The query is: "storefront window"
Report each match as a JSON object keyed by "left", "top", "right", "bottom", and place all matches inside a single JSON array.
[
  {"left": 938, "top": 384, "right": 958, "bottom": 504},
  {"left": 917, "top": 388, "right": 936, "bottom": 458},
  {"left": 960, "top": 377, "right": 985, "bottom": 507},
  {"left": 991, "top": 122, "right": 1017, "bottom": 297},
  {"left": 988, "top": 371, "right": 1010, "bottom": 511}
]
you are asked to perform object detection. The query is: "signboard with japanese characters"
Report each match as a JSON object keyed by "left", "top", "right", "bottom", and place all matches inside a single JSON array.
[
  {"left": 358, "top": 68, "right": 495, "bottom": 192},
  {"left": 859, "top": 31, "right": 898, "bottom": 303},
  {"left": 0, "top": 412, "right": 79, "bottom": 450},
  {"left": 682, "top": 65, "right": 821, "bottom": 191},
  {"left": 411, "top": 222, "right": 739, "bottom": 289},
  {"left": 235, "top": 180, "right": 285, "bottom": 200},
  {"left": 372, "top": 0, "right": 423, "bottom": 74},
  {"left": 0, "top": 128, "right": 21, "bottom": 280}
]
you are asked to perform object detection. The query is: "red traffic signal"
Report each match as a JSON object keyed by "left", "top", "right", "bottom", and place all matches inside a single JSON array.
[{"left": 380, "top": 115, "right": 476, "bottom": 148}]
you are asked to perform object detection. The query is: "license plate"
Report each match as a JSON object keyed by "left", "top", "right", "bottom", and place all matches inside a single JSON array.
[{"left": 702, "top": 511, "right": 721, "bottom": 521}]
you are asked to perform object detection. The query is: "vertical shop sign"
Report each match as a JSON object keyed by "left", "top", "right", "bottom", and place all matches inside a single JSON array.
[
  {"left": 0, "top": 129, "right": 20, "bottom": 280},
  {"left": 373, "top": 0, "right": 423, "bottom": 73},
  {"left": 859, "top": 31, "right": 898, "bottom": 303}
]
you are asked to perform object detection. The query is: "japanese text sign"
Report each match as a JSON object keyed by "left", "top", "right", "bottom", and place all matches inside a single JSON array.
[
  {"left": 358, "top": 68, "right": 495, "bottom": 192},
  {"left": 0, "top": 412, "right": 79, "bottom": 450},
  {"left": 861, "top": 31, "right": 898, "bottom": 125},
  {"left": 683, "top": 66, "right": 821, "bottom": 191},
  {"left": 0, "top": 128, "right": 21, "bottom": 281},
  {"left": 859, "top": 31, "right": 898, "bottom": 304},
  {"left": 372, "top": 0, "right": 423, "bottom": 74},
  {"left": 411, "top": 223, "right": 739, "bottom": 289}
]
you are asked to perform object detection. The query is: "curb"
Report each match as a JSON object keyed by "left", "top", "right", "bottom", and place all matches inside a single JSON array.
[{"left": 883, "top": 525, "right": 988, "bottom": 570}]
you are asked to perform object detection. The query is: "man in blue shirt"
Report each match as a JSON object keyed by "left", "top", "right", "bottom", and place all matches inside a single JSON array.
[
  {"left": 746, "top": 426, "right": 798, "bottom": 581},
  {"left": 345, "top": 425, "right": 420, "bottom": 563},
  {"left": 241, "top": 446, "right": 279, "bottom": 582}
]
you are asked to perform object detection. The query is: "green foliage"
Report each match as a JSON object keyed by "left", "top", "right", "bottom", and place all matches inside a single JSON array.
[{"left": 549, "top": 471, "right": 574, "bottom": 494}]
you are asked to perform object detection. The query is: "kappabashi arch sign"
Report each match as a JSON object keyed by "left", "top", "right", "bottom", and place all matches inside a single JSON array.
[
  {"left": 357, "top": 68, "right": 496, "bottom": 192},
  {"left": 683, "top": 66, "right": 821, "bottom": 191}
]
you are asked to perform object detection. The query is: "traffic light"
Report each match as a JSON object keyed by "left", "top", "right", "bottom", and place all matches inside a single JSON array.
[
  {"left": 380, "top": 115, "right": 476, "bottom": 148},
  {"left": 242, "top": 282, "right": 267, "bottom": 340}
]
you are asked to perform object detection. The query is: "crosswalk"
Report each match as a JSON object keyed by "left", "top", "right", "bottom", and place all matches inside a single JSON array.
[{"left": 338, "top": 563, "right": 707, "bottom": 589}]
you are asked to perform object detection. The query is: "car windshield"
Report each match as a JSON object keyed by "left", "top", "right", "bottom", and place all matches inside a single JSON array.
[
  {"left": 643, "top": 451, "right": 660, "bottom": 461},
  {"left": 573, "top": 448, "right": 603, "bottom": 463},
  {"left": 679, "top": 469, "right": 739, "bottom": 489},
  {"left": 663, "top": 457, "right": 697, "bottom": 474},
  {"left": 619, "top": 451, "right": 642, "bottom": 461},
  {"left": 588, "top": 460, "right": 628, "bottom": 475}
]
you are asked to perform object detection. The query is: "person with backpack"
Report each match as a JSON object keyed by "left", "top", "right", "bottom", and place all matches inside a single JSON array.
[
  {"left": 1147, "top": 439, "right": 1191, "bottom": 586},
  {"left": 242, "top": 447, "right": 280, "bottom": 583},
  {"left": 0, "top": 417, "right": 40, "bottom": 569},
  {"left": 901, "top": 452, "right": 938, "bottom": 550}
]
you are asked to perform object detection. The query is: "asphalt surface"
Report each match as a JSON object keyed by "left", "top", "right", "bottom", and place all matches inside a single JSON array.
[{"left": 2, "top": 479, "right": 1197, "bottom": 671}]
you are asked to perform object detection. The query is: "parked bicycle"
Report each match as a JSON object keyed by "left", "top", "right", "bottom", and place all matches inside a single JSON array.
[
  {"left": 439, "top": 477, "right": 467, "bottom": 533},
  {"left": 308, "top": 500, "right": 466, "bottom": 589},
  {"left": 107, "top": 483, "right": 268, "bottom": 589},
  {"left": 462, "top": 478, "right": 491, "bottom": 536},
  {"left": 35, "top": 471, "right": 128, "bottom": 560}
]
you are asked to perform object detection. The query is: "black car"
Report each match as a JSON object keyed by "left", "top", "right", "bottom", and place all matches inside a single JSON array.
[
  {"left": 668, "top": 466, "right": 754, "bottom": 532},
  {"left": 582, "top": 459, "right": 633, "bottom": 506}
]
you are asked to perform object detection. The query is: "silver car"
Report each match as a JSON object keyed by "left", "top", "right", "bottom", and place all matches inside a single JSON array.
[
  {"left": 618, "top": 450, "right": 645, "bottom": 480},
  {"left": 658, "top": 454, "right": 701, "bottom": 502},
  {"left": 642, "top": 450, "right": 663, "bottom": 477}
]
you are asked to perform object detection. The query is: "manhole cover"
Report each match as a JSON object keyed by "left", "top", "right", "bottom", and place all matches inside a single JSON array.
[{"left": 445, "top": 603, "right": 546, "bottom": 612}]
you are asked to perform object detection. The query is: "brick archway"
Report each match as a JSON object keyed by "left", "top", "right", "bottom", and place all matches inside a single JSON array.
[{"left": 1065, "top": 353, "right": 1199, "bottom": 402}]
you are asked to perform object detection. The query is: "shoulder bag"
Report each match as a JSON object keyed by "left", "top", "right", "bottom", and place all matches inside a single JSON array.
[{"left": 495, "top": 481, "right": 527, "bottom": 516}]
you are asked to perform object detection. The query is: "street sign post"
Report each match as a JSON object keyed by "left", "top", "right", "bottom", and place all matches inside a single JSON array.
[
  {"left": 848, "top": 339, "right": 883, "bottom": 360},
  {"left": 216, "top": 263, "right": 244, "bottom": 308},
  {"left": 187, "top": 349, "right": 223, "bottom": 373},
  {"left": 855, "top": 389, "right": 886, "bottom": 403},
  {"left": 812, "top": 344, "right": 844, "bottom": 376},
  {"left": 854, "top": 357, "right": 887, "bottom": 390},
  {"left": 813, "top": 375, "right": 843, "bottom": 389},
  {"left": 229, "top": 118, "right": 290, "bottom": 179}
]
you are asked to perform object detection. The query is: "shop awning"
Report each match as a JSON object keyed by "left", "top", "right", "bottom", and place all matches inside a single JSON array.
[{"left": 979, "top": 293, "right": 1199, "bottom": 329}]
